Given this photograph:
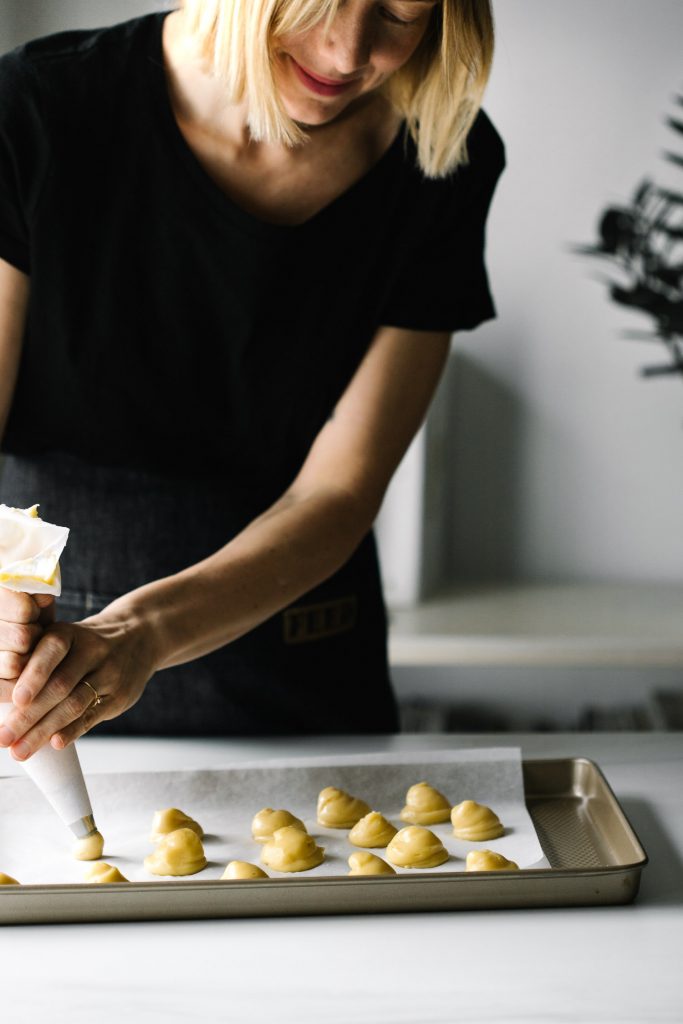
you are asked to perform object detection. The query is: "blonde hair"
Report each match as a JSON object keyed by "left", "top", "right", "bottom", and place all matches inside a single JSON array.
[{"left": 179, "top": 0, "right": 494, "bottom": 178}]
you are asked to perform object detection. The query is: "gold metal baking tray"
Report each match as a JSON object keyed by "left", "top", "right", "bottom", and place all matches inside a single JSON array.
[{"left": 0, "top": 757, "right": 648, "bottom": 925}]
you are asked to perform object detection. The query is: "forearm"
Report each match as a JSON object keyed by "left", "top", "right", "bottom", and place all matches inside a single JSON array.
[
  {"left": 0, "top": 260, "right": 29, "bottom": 443},
  {"left": 99, "top": 483, "right": 376, "bottom": 671}
]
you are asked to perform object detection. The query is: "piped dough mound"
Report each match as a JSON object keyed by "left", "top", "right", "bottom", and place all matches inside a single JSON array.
[
  {"left": 221, "top": 860, "right": 269, "bottom": 880},
  {"left": 144, "top": 827, "right": 207, "bottom": 877},
  {"left": 0, "top": 872, "right": 19, "bottom": 885},
  {"left": 451, "top": 800, "right": 504, "bottom": 841},
  {"left": 348, "top": 851, "right": 396, "bottom": 876},
  {"left": 386, "top": 826, "right": 449, "bottom": 869},
  {"left": 261, "top": 825, "right": 324, "bottom": 873},
  {"left": 84, "top": 862, "right": 129, "bottom": 884},
  {"left": 73, "top": 830, "right": 105, "bottom": 861},
  {"left": 348, "top": 811, "right": 397, "bottom": 848},
  {"left": 251, "top": 807, "right": 306, "bottom": 843},
  {"left": 316, "top": 786, "right": 371, "bottom": 829},
  {"left": 400, "top": 781, "right": 451, "bottom": 825},
  {"left": 466, "top": 850, "right": 519, "bottom": 872},
  {"left": 150, "top": 807, "right": 203, "bottom": 842}
]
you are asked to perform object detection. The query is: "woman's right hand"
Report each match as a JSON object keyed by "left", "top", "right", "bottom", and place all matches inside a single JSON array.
[{"left": 0, "top": 589, "right": 55, "bottom": 707}]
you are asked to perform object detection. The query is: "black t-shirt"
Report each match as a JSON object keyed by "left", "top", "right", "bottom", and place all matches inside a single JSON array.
[
  {"left": 0, "top": 12, "right": 505, "bottom": 494},
  {"left": 0, "top": 14, "right": 505, "bottom": 736}
]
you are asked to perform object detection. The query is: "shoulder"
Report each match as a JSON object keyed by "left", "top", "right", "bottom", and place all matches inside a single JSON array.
[
  {"left": 0, "top": 46, "right": 41, "bottom": 120},
  {"left": 393, "top": 108, "right": 504, "bottom": 232},
  {"left": 397, "top": 108, "right": 505, "bottom": 200},
  {"left": 0, "top": 14, "right": 160, "bottom": 113},
  {"left": 465, "top": 108, "right": 506, "bottom": 182},
  {"left": 436, "top": 109, "right": 506, "bottom": 202},
  {"left": 5, "top": 12, "right": 159, "bottom": 66}
]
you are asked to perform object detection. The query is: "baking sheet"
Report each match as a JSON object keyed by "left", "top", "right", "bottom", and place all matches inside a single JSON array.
[{"left": 0, "top": 747, "right": 546, "bottom": 884}]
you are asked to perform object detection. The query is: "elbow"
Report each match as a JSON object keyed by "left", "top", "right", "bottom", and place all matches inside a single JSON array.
[
  {"left": 284, "top": 480, "right": 382, "bottom": 581},
  {"left": 330, "top": 482, "right": 382, "bottom": 551}
]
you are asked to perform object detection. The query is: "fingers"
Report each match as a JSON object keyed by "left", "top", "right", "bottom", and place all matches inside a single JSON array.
[
  {"left": 0, "top": 619, "right": 43, "bottom": 659},
  {"left": 0, "top": 679, "right": 15, "bottom": 702},
  {"left": 0, "top": 612, "right": 155, "bottom": 757},
  {"left": 0, "top": 594, "right": 54, "bottom": 689},
  {"left": 11, "top": 628, "right": 74, "bottom": 707},
  {"left": 9, "top": 679, "right": 104, "bottom": 761},
  {"left": 0, "top": 628, "right": 98, "bottom": 755},
  {"left": 37, "top": 595, "right": 56, "bottom": 627},
  {"left": 0, "top": 650, "right": 30, "bottom": 681},
  {"left": 0, "top": 588, "right": 46, "bottom": 625},
  {"left": 51, "top": 690, "right": 110, "bottom": 750}
]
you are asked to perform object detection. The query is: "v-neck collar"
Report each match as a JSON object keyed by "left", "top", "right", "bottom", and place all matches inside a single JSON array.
[{"left": 145, "top": 12, "right": 407, "bottom": 238}]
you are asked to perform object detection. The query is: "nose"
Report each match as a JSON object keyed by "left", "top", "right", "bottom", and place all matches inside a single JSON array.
[{"left": 322, "top": 5, "right": 373, "bottom": 75}]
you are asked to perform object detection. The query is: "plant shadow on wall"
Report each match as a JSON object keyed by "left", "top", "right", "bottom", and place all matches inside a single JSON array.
[{"left": 574, "top": 88, "right": 683, "bottom": 379}]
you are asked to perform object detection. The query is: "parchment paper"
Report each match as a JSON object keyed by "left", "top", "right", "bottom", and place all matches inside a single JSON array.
[{"left": 0, "top": 748, "right": 547, "bottom": 884}]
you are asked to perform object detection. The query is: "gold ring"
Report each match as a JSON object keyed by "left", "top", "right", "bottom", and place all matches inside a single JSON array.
[{"left": 82, "top": 679, "right": 103, "bottom": 708}]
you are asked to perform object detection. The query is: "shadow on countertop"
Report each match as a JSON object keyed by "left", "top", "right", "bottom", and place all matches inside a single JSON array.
[{"left": 619, "top": 797, "right": 683, "bottom": 906}]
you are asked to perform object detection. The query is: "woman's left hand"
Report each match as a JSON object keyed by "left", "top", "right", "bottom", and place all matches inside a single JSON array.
[{"left": 0, "top": 608, "right": 159, "bottom": 760}]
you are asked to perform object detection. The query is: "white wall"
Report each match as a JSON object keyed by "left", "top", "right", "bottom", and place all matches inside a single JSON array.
[
  {"left": 458, "top": 0, "right": 683, "bottom": 583},
  {"left": 0, "top": 0, "right": 168, "bottom": 48},
  {"left": 3, "top": 1, "right": 682, "bottom": 591},
  {"left": 380, "top": 0, "right": 683, "bottom": 597}
]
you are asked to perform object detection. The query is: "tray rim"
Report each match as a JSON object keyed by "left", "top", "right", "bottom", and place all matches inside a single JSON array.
[{"left": 523, "top": 754, "right": 649, "bottom": 869}]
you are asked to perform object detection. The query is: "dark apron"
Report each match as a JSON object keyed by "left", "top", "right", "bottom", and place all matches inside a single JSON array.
[{"left": 0, "top": 452, "right": 398, "bottom": 736}]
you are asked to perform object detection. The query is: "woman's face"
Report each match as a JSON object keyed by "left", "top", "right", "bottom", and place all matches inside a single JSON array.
[{"left": 274, "top": 1, "right": 439, "bottom": 126}]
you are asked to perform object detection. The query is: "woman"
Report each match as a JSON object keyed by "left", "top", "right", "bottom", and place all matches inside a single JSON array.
[{"left": 0, "top": 0, "right": 504, "bottom": 757}]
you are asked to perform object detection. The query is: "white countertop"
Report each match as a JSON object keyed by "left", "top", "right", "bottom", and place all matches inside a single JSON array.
[
  {"left": 388, "top": 583, "right": 683, "bottom": 666},
  {"left": 2, "top": 732, "right": 682, "bottom": 1024}
]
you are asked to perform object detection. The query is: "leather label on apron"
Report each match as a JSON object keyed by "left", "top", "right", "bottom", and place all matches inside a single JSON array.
[{"left": 283, "top": 595, "right": 357, "bottom": 644}]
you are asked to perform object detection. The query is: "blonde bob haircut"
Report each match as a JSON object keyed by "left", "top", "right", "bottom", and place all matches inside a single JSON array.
[{"left": 180, "top": 0, "right": 494, "bottom": 178}]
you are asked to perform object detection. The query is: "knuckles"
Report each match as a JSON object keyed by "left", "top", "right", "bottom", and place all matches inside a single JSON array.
[
  {"left": 46, "top": 673, "right": 74, "bottom": 703},
  {"left": 0, "top": 592, "right": 38, "bottom": 625},
  {"left": 0, "top": 651, "right": 24, "bottom": 679},
  {"left": 40, "top": 631, "right": 71, "bottom": 662},
  {"left": 8, "top": 622, "right": 38, "bottom": 655},
  {"left": 6, "top": 707, "right": 31, "bottom": 736},
  {"left": 63, "top": 689, "right": 90, "bottom": 720}
]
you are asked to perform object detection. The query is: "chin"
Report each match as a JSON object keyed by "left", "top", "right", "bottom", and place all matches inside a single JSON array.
[{"left": 285, "top": 104, "right": 344, "bottom": 129}]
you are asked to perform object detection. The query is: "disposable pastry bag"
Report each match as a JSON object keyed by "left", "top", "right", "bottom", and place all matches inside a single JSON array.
[{"left": 0, "top": 504, "right": 98, "bottom": 838}]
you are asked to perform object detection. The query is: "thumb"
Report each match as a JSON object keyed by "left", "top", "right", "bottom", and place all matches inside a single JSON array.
[{"left": 35, "top": 593, "right": 56, "bottom": 625}]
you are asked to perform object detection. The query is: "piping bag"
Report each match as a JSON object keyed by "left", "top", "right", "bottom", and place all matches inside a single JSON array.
[{"left": 0, "top": 504, "right": 100, "bottom": 840}]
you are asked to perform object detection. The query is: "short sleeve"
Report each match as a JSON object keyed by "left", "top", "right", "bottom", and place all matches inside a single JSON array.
[
  {"left": 0, "top": 50, "right": 51, "bottom": 274},
  {"left": 377, "top": 111, "right": 505, "bottom": 333}
]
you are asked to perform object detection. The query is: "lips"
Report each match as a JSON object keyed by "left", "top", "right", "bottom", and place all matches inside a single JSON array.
[{"left": 290, "top": 58, "right": 357, "bottom": 97}]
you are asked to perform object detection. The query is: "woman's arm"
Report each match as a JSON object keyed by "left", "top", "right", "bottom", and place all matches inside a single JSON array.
[
  {"left": 0, "top": 325, "right": 450, "bottom": 756},
  {"left": 0, "top": 259, "right": 55, "bottom": 706},
  {"left": 0, "top": 258, "right": 29, "bottom": 441},
  {"left": 138, "top": 323, "right": 450, "bottom": 668}
]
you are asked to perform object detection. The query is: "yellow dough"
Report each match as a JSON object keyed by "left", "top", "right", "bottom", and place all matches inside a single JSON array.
[
  {"left": 144, "top": 827, "right": 207, "bottom": 876},
  {"left": 400, "top": 781, "right": 451, "bottom": 825},
  {"left": 0, "top": 872, "right": 19, "bottom": 885},
  {"left": 316, "top": 786, "right": 371, "bottom": 829},
  {"left": 251, "top": 807, "right": 306, "bottom": 843},
  {"left": 83, "top": 862, "right": 129, "bottom": 883},
  {"left": 261, "top": 825, "right": 325, "bottom": 873},
  {"left": 466, "top": 849, "right": 519, "bottom": 872},
  {"left": 150, "top": 808, "right": 203, "bottom": 842},
  {"left": 386, "top": 826, "right": 449, "bottom": 869},
  {"left": 348, "top": 811, "right": 397, "bottom": 848},
  {"left": 221, "top": 860, "right": 269, "bottom": 880},
  {"left": 451, "top": 800, "right": 504, "bottom": 841},
  {"left": 348, "top": 852, "right": 396, "bottom": 876},
  {"left": 73, "top": 830, "right": 105, "bottom": 861}
]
